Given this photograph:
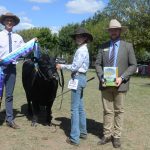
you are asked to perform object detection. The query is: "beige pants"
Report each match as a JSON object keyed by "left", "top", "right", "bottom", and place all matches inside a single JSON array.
[{"left": 101, "top": 87, "right": 126, "bottom": 138}]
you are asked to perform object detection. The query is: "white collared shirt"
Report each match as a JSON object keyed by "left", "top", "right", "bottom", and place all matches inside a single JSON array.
[
  {"left": 0, "top": 29, "right": 24, "bottom": 59},
  {"left": 61, "top": 44, "right": 89, "bottom": 73}
]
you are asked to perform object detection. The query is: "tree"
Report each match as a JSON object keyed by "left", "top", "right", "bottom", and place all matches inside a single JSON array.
[
  {"left": 17, "top": 27, "right": 59, "bottom": 56},
  {"left": 84, "top": 18, "right": 109, "bottom": 55},
  {"left": 17, "top": 28, "right": 38, "bottom": 42},
  {"left": 17, "top": 0, "right": 150, "bottom": 63},
  {"left": 58, "top": 23, "right": 80, "bottom": 56}
]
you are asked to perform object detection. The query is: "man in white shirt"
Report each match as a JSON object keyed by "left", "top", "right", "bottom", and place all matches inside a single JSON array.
[{"left": 0, "top": 12, "right": 25, "bottom": 129}]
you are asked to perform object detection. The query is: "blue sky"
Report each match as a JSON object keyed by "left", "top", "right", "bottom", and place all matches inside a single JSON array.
[{"left": 0, "top": 0, "right": 109, "bottom": 33}]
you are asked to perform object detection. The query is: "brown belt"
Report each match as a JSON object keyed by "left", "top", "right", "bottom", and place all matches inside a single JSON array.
[{"left": 77, "top": 72, "right": 86, "bottom": 75}]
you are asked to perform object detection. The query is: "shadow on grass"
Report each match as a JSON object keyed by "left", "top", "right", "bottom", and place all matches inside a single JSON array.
[
  {"left": 21, "top": 104, "right": 53, "bottom": 126},
  {"left": 55, "top": 117, "right": 103, "bottom": 138},
  {"left": 131, "top": 82, "right": 150, "bottom": 87},
  {"left": 0, "top": 109, "right": 22, "bottom": 125},
  {"left": 21, "top": 104, "right": 28, "bottom": 115},
  {"left": 20, "top": 104, "right": 32, "bottom": 121},
  {"left": 143, "top": 83, "right": 150, "bottom": 87},
  {"left": 87, "top": 119, "right": 103, "bottom": 138}
]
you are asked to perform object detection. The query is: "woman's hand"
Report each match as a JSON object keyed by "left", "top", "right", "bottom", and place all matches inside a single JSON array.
[{"left": 56, "top": 64, "right": 62, "bottom": 70}]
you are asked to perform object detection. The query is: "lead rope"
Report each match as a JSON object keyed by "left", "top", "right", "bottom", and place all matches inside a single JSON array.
[{"left": 59, "top": 69, "right": 64, "bottom": 110}]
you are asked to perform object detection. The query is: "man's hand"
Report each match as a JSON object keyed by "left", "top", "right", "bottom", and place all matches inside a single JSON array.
[
  {"left": 34, "top": 37, "right": 38, "bottom": 42},
  {"left": 115, "top": 77, "right": 123, "bottom": 87},
  {"left": 56, "top": 64, "right": 62, "bottom": 70}
]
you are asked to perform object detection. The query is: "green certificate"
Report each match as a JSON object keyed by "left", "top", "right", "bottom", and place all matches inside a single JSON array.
[{"left": 103, "top": 67, "right": 118, "bottom": 86}]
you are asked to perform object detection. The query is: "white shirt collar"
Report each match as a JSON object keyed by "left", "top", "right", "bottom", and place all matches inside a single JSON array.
[{"left": 3, "top": 29, "right": 12, "bottom": 34}]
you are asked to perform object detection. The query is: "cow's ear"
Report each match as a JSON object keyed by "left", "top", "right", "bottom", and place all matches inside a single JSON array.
[
  {"left": 47, "top": 54, "right": 50, "bottom": 59},
  {"left": 54, "top": 55, "right": 57, "bottom": 59}
]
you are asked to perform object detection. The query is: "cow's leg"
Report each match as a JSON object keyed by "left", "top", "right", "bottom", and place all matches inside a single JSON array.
[
  {"left": 31, "top": 101, "right": 39, "bottom": 127},
  {"left": 46, "top": 99, "right": 55, "bottom": 126},
  {"left": 24, "top": 90, "right": 33, "bottom": 116},
  {"left": 27, "top": 97, "right": 32, "bottom": 116}
]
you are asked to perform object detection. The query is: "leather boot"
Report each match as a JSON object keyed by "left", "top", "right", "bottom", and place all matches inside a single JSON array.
[
  {"left": 112, "top": 138, "right": 121, "bottom": 148},
  {"left": 6, "top": 121, "right": 20, "bottom": 129},
  {"left": 97, "top": 136, "right": 111, "bottom": 145}
]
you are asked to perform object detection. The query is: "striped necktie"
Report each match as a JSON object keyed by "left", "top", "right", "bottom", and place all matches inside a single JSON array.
[
  {"left": 8, "top": 32, "right": 12, "bottom": 53},
  {"left": 109, "top": 43, "right": 115, "bottom": 66}
]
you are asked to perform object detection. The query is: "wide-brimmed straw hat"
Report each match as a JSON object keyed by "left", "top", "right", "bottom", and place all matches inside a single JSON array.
[
  {"left": 0, "top": 12, "right": 20, "bottom": 26},
  {"left": 106, "top": 19, "right": 127, "bottom": 32},
  {"left": 70, "top": 27, "right": 93, "bottom": 42}
]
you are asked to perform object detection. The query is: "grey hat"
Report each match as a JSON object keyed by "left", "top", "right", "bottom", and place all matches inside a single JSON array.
[
  {"left": 0, "top": 12, "right": 20, "bottom": 26},
  {"left": 71, "top": 27, "right": 93, "bottom": 42},
  {"left": 106, "top": 19, "right": 127, "bottom": 32}
]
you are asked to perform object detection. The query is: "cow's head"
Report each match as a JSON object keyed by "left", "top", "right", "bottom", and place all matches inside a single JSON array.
[{"left": 37, "top": 54, "right": 58, "bottom": 80}]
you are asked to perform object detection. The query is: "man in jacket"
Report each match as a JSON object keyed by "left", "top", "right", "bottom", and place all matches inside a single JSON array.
[{"left": 95, "top": 19, "right": 137, "bottom": 148}]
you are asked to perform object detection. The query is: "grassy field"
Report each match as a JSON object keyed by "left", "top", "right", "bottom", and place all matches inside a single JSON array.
[{"left": 0, "top": 62, "right": 150, "bottom": 150}]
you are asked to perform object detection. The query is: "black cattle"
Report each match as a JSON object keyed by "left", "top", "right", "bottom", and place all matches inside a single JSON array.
[{"left": 22, "top": 54, "right": 60, "bottom": 126}]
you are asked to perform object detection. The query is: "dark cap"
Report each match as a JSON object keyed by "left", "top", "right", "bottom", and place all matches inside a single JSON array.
[{"left": 70, "top": 27, "right": 93, "bottom": 42}]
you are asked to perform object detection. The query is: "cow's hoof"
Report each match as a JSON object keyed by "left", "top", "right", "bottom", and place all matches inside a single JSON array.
[
  {"left": 48, "top": 122, "right": 52, "bottom": 126},
  {"left": 49, "top": 124, "right": 57, "bottom": 133},
  {"left": 46, "top": 119, "right": 52, "bottom": 126},
  {"left": 31, "top": 122, "right": 38, "bottom": 127},
  {"left": 28, "top": 111, "right": 33, "bottom": 116}
]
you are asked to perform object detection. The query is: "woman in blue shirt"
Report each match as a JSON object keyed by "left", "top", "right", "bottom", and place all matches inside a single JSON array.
[{"left": 56, "top": 27, "right": 93, "bottom": 146}]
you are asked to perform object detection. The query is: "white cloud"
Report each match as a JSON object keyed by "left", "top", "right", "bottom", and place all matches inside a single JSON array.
[
  {"left": 66, "top": 0, "right": 106, "bottom": 14},
  {"left": 14, "top": 16, "right": 34, "bottom": 30},
  {"left": 28, "top": 0, "right": 55, "bottom": 3},
  {"left": 0, "top": 6, "right": 9, "bottom": 15},
  {"left": 32, "top": 6, "right": 40, "bottom": 11},
  {"left": 50, "top": 26, "right": 61, "bottom": 34},
  {"left": 21, "top": 17, "right": 32, "bottom": 23},
  {"left": 15, "top": 22, "right": 35, "bottom": 30}
]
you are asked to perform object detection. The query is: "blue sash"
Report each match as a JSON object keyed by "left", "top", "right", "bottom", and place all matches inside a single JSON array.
[
  {"left": 0, "top": 38, "right": 38, "bottom": 98},
  {"left": 0, "top": 67, "right": 4, "bottom": 98}
]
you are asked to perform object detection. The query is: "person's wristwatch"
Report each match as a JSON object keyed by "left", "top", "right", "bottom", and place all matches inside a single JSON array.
[{"left": 121, "top": 76, "right": 125, "bottom": 82}]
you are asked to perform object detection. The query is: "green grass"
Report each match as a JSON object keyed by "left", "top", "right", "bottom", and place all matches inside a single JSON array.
[{"left": 0, "top": 62, "right": 150, "bottom": 150}]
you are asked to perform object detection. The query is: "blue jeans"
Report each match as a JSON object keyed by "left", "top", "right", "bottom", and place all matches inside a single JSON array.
[
  {"left": 3, "top": 64, "right": 16, "bottom": 122},
  {"left": 70, "top": 74, "right": 87, "bottom": 144}
]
